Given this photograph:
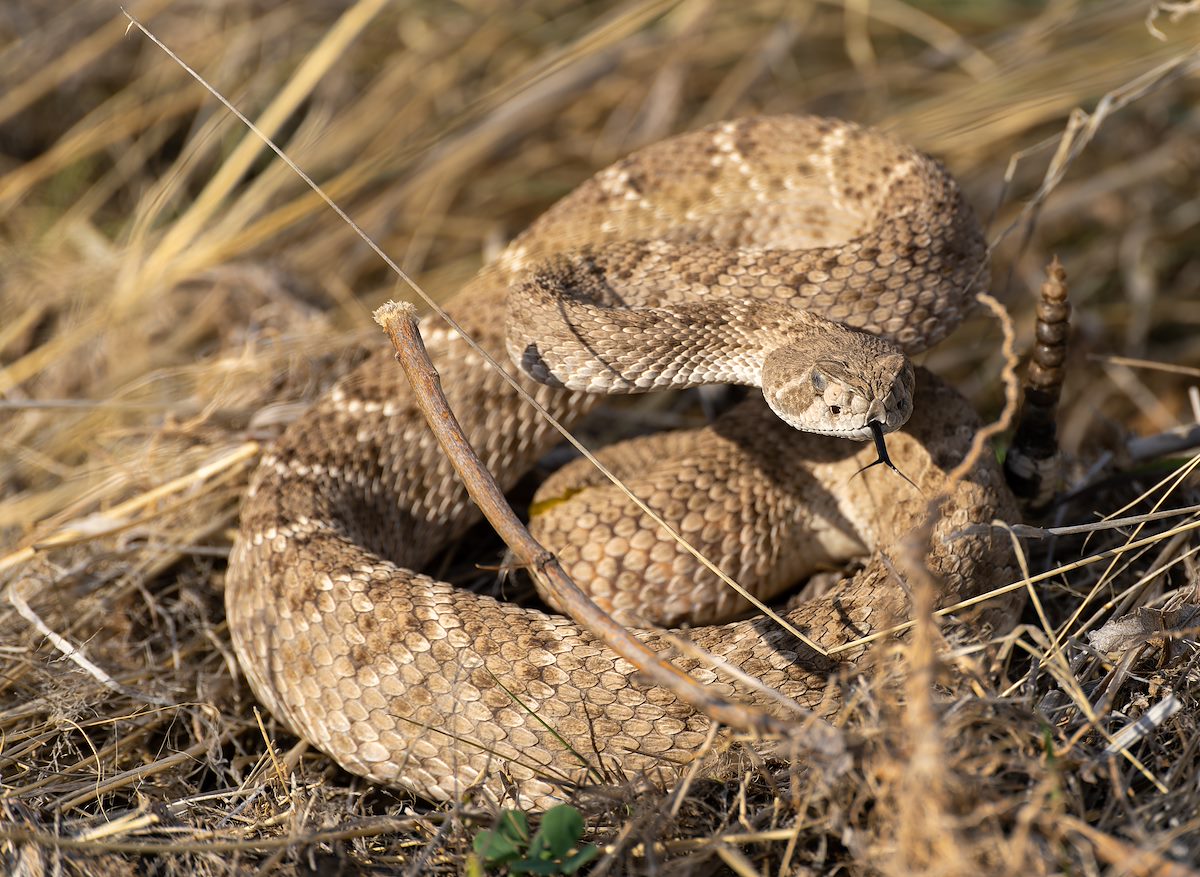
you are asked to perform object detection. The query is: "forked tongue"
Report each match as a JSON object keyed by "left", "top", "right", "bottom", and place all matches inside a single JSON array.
[{"left": 853, "top": 420, "right": 920, "bottom": 492}]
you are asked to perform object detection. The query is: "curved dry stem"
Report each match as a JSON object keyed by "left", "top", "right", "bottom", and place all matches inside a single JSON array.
[
  {"left": 122, "top": 11, "right": 823, "bottom": 658},
  {"left": 373, "top": 300, "right": 804, "bottom": 740},
  {"left": 947, "top": 290, "right": 1020, "bottom": 488}
]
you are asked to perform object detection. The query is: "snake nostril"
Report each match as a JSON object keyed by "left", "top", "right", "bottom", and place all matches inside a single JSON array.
[{"left": 830, "top": 405, "right": 841, "bottom": 415}]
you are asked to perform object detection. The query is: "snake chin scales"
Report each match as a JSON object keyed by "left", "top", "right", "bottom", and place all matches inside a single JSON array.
[{"left": 227, "top": 114, "right": 1022, "bottom": 810}]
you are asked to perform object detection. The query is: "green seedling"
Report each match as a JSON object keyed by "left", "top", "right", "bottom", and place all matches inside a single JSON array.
[{"left": 471, "top": 804, "right": 598, "bottom": 875}]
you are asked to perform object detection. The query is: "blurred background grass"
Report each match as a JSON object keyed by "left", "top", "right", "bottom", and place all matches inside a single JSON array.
[
  {"left": 2, "top": 1, "right": 1200, "bottom": 874},
  {"left": 3, "top": 0, "right": 1198, "bottom": 537}
]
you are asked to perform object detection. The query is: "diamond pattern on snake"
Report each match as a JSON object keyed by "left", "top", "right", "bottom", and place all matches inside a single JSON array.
[{"left": 226, "top": 115, "right": 1020, "bottom": 809}]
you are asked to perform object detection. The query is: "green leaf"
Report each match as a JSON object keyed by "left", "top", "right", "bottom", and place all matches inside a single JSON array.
[
  {"left": 473, "top": 828, "right": 523, "bottom": 866},
  {"left": 510, "top": 858, "right": 563, "bottom": 875},
  {"left": 560, "top": 844, "right": 599, "bottom": 874},
  {"left": 498, "top": 808, "right": 531, "bottom": 844},
  {"left": 476, "top": 805, "right": 592, "bottom": 874},
  {"left": 534, "top": 805, "right": 584, "bottom": 859},
  {"left": 474, "top": 809, "right": 531, "bottom": 866}
]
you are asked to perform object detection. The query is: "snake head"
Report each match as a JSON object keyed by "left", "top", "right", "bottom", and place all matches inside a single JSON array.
[{"left": 762, "top": 338, "right": 915, "bottom": 440}]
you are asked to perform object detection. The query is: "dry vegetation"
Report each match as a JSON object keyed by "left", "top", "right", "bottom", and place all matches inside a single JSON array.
[{"left": 2, "top": 0, "right": 1200, "bottom": 874}]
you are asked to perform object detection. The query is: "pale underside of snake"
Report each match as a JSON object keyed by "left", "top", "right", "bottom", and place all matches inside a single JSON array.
[{"left": 226, "top": 116, "right": 1022, "bottom": 810}]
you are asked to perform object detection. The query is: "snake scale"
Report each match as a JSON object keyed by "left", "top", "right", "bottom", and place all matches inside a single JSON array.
[{"left": 227, "top": 116, "right": 1021, "bottom": 809}]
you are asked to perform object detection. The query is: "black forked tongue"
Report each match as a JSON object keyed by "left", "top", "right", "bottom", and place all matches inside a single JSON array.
[{"left": 853, "top": 420, "right": 921, "bottom": 492}]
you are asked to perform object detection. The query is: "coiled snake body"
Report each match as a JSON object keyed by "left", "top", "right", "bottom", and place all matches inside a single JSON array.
[{"left": 227, "top": 116, "right": 1020, "bottom": 809}]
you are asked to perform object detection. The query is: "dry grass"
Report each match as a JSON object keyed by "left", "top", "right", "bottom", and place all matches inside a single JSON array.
[{"left": 2, "top": 1, "right": 1200, "bottom": 873}]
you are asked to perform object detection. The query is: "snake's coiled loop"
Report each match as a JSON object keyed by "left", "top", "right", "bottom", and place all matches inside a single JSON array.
[{"left": 227, "top": 116, "right": 1020, "bottom": 809}]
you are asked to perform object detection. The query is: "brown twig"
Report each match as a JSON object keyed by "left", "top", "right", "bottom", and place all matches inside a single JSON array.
[{"left": 372, "top": 300, "right": 806, "bottom": 741}]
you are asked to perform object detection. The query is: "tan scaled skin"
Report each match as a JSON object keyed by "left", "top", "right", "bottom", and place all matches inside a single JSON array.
[{"left": 226, "top": 116, "right": 1019, "bottom": 810}]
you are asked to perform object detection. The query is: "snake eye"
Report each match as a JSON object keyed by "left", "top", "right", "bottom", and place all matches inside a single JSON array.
[{"left": 811, "top": 370, "right": 827, "bottom": 393}]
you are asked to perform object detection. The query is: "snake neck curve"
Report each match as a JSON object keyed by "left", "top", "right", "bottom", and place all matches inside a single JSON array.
[{"left": 506, "top": 253, "right": 918, "bottom": 438}]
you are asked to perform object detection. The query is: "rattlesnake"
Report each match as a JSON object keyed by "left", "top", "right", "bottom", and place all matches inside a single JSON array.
[{"left": 226, "top": 116, "right": 1021, "bottom": 810}]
